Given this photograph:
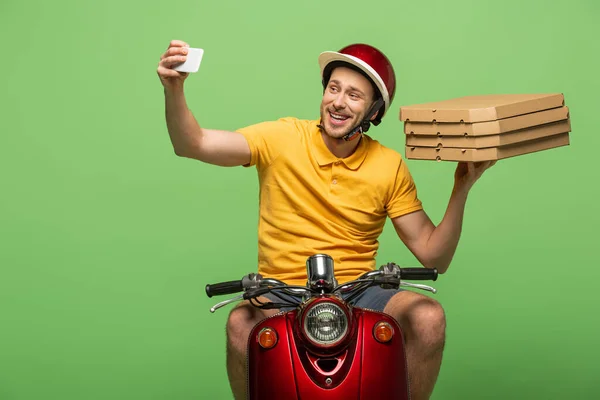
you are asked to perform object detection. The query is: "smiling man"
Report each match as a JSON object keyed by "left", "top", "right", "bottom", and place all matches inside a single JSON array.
[{"left": 157, "top": 41, "right": 495, "bottom": 400}]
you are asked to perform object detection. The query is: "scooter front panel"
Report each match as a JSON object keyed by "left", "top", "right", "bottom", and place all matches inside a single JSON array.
[
  {"left": 247, "top": 312, "right": 299, "bottom": 400},
  {"left": 359, "top": 310, "right": 410, "bottom": 399},
  {"left": 247, "top": 307, "right": 411, "bottom": 399}
]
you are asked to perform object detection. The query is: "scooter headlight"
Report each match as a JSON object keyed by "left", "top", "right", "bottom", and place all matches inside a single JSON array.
[{"left": 303, "top": 301, "right": 348, "bottom": 347}]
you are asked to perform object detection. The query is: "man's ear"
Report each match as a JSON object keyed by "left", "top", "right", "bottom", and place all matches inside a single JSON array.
[{"left": 370, "top": 110, "right": 379, "bottom": 121}]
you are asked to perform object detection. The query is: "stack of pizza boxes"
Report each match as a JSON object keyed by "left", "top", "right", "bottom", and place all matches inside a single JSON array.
[{"left": 399, "top": 94, "right": 571, "bottom": 162}]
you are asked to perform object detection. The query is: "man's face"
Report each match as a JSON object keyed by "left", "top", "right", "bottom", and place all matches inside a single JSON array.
[{"left": 319, "top": 66, "right": 376, "bottom": 139}]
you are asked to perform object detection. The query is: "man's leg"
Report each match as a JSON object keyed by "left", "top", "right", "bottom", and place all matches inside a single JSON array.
[
  {"left": 383, "top": 291, "right": 447, "bottom": 400},
  {"left": 225, "top": 297, "right": 280, "bottom": 400}
]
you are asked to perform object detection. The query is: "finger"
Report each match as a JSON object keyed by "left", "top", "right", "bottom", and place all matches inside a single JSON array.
[
  {"left": 467, "top": 162, "right": 475, "bottom": 175},
  {"left": 166, "top": 46, "right": 189, "bottom": 57},
  {"left": 167, "top": 40, "right": 189, "bottom": 49},
  {"left": 482, "top": 160, "right": 494, "bottom": 170},
  {"left": 160, "top": 45, "right": 189, "bottom": 60},
  {"left": 160, "top": 55, "right": 188, "bottom": 67},
  {"left": 476, "top": 161, "right": 488, "bottom": 170},
  {"left": 157, "top": 66, "right": 188, "bottom": 79},
  {"left": 476, "top": 160, "right": 492, "bottom": 172}
]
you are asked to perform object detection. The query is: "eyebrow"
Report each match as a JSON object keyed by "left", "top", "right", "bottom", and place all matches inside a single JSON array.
[{"left": 330, "top": 79, "right": 366, "bottom": 96}]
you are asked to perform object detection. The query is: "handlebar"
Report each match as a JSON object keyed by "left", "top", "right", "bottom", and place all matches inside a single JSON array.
[
  {"left": 205, "top": 280, "right": 244, "bottom": 298},
  {"left": 204, "top": 263, "right": 438, "bottom": 310},
  {"left": 399, "top": 267, "right": 438, "bottom": 281},
  {"left": 205, "top": 275, "right": 289, "bottom": 298}
]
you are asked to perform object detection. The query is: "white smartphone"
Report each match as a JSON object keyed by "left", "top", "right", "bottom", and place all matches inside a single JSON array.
[{"left": 173, "top": 48, "right": 204, "bottom": 73}]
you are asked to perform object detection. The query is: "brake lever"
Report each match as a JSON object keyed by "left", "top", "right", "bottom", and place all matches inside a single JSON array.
[
  {"left": 210, "top": 293, "right": 245, "bottom": 313},
  {"left": 400, "top": 282, "right": 437, "bottom": 294}
]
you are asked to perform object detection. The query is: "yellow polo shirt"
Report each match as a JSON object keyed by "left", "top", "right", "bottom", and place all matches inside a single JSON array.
[{"left": 236, "top": 117, "right": 423, "bottom": 286}]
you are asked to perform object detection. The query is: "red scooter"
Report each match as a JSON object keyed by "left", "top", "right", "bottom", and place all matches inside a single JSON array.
[{"left": 205, "top": 254, "right": 439, "bottom": 399}]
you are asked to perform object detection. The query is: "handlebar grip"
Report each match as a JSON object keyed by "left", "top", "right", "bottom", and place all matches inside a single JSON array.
[
  {"left": 205, "top": 280, "right": 244, "bottom": 298},
  {"left": 400, "top": 268, "right": 438, "bottom": 281}
]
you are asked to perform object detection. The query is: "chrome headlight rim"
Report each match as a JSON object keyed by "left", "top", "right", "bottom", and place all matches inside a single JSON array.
[{"left": 301, "top": 298, "right": 350, "bottom": 348}]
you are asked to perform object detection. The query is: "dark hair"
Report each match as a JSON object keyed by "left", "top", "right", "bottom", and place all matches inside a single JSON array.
[{"left": 321, "top": 61, "right": 381, "bottom": 101}]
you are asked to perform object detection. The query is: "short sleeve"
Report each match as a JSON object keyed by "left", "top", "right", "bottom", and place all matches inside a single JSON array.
[
  {"left": 386, "top": 158, "right": 423, "bottom": 219},
  {"left": 235, "top": 118, "right": 299, "bottom": 170}
]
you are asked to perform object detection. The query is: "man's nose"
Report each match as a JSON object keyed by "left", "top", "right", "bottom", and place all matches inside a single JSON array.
[{"left": 333, "top": 93, "right": 346, "bottom": 109}]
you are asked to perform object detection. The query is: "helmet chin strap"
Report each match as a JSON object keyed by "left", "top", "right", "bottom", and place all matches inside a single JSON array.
[
  {"left": 341, "top": 120, "right": 369, "bottom": 141},
  {"left": 341, "top": 98, "right": 384, "bottom": 141}
]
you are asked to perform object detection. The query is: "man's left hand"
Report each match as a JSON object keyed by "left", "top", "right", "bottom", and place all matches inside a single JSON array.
[{"left": 453, "top": 161, "right": 496, "bottom": 193}]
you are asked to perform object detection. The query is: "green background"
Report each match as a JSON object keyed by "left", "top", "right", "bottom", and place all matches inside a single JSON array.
[{"left": 1, "top": 0, "right": 598, "bottom": 398}]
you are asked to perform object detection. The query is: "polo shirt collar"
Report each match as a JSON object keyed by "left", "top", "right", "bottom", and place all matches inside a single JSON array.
[{"left": 311, "top": 120, "right": 369, "bottom": 170}]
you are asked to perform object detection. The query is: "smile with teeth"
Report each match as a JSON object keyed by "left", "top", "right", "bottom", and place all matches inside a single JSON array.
[{"left": 330, "top": 112, "right": 350, "bottom": 122}]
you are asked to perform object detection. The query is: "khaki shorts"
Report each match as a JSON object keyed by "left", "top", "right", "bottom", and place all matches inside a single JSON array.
[{"left": 261, "top": 285, "right": 405, "bottom": 312}]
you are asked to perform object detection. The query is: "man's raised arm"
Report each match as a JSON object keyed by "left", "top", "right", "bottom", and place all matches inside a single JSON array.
[{"left": 157, "top": 40, "right": 251, "bottom": 167}]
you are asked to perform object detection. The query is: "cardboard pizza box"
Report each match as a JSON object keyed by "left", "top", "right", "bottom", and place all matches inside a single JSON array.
[
  {"left": 405, "top": 132, "right": 569, "bottom": 162},
  {"left": 406, "top": 119, "right": 571, "bottom": 149},
  {"left": 399, "top": 93, "right": 565, "bottom": 123},
  {"left": 404, "top": 106, "right": 569, "bottom": 136}
]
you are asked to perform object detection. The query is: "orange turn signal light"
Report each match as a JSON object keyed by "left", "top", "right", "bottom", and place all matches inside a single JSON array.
[
  {"left": 374, "top": 321, "right": 394, "bottom": 343},
  {"left": 258, "top": 327, "right": 278, "bottom": 349}
]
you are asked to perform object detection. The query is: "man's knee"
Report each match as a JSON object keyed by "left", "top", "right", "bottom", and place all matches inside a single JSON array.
[
  {"left": 414, "top": 297, "right": 446, "bottom": 329},
  {"left": 385, "top": 292, "right": 446, "bottom": 348},
  {"left": 416, "top": 298, "right": 446, "bottom": 347},
  {"left": 226, "top": 304, "right": 253, "bottom": 344},
  {"left": 226, "top": 298, "right": 276, "bottom": 349}
]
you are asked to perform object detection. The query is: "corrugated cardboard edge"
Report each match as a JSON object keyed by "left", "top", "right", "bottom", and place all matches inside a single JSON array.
[
  {"left": 405, "top": 132, "right": 570, "bottom": 162},
  {"left": 404, "top": 106, "right": 570, "bottom": 136},
  {"left": 492, "top": 94, "right": 565, "bottom": 121},
  {"left": 399, "top": 93, "right": 565, "bottom": 123},
  {"left": 406, "top": 119, "right": 571, "bottom": 149}
]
